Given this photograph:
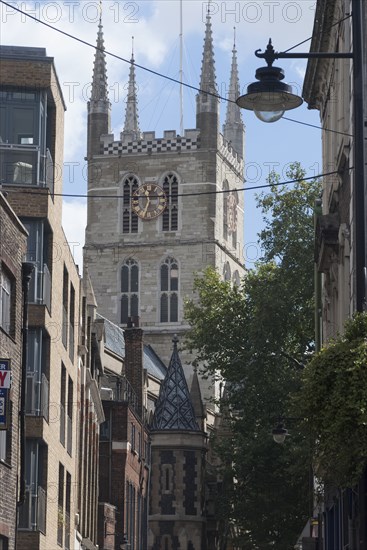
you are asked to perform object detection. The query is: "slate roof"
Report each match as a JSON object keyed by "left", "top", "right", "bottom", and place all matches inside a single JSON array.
[
  {"left": 96, "top": 314, "right": 166, "bottom": 381},
  {"left": 150, "top": 336, "right": 199, "bottom": 432}
]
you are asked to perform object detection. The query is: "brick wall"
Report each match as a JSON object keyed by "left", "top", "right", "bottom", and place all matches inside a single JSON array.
[{"left": 0, "top": 194, "right": 28, "bottom": 550}]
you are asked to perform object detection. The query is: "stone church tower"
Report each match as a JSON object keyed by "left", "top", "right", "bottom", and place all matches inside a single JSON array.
[
  {"left": 149, "top": 336, "right": 207, "bottom": 549},
  {"left": 84, "top": 14, "right": 246, "bottom": 412}
]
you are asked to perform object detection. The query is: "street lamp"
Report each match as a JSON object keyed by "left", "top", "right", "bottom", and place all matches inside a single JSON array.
[
  {"left": 271, "top": 420, "right": 290, "bottom": 444},
  {"left": 236, "top": 0, "right": 366, "bottom": 313},
  {"left": 236, "top": 38, "right": 352, "bottom": 123}
]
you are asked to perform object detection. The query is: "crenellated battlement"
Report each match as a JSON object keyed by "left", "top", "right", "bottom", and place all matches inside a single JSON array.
[
  {"left": 219, "top": 133, "right": 244, "bottom": 172},
  {"left": 102, "top": 129, "right": 200, "bottom": 156}
]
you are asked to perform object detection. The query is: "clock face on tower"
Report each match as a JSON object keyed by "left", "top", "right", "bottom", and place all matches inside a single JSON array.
[{"left": 132, "top": 184, "right": 168, "bottom": 220}]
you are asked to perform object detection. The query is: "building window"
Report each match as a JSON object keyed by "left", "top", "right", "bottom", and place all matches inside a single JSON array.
[
  {"left": 160, "top": 258, "right": 179, "bottom": 323},
  {"left": 162, "top": 173, "right": 178, "bottom": 231},
  {"left": 120, "top": 259, "right": 139, "bottom": 325},
  {"left": 60, "top": 364, "right": 66, "bottom": 446},
  {"left": 122, "top": 175, "right": 139, "bottom": 233},
  {"left": 223, "top": 180, "right": 229, "bottom": 241},
  {"left": 57, "top": 463, "right": 64, "bottom": 546},
  {"left": 131, "top": 423, "right": 136, "bottom": 451},
  {"left": 67, "top": 377, "right": 73, "bottom": 456},
  {"left": 223, "top": 262, "right": 231, "bottom": 282},
  {"left": 233, "top": 270, "right": 241, "bottom": 287},
  {"left": 62, "top": 267, "right": 68, "bottom": 349},
  {"left": 0, "top": 268, "right": 11, "bottom": 334},
  {"left": 228, "top": 190, "right": 238, "bottom": 249},
  {"left": 22, "top": 220, "right": 52, "bottom": 311}
]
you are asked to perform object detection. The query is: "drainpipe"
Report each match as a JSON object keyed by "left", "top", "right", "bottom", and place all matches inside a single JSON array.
[{"left": 17, "top": 262, "right": 34, "bottom": 507}]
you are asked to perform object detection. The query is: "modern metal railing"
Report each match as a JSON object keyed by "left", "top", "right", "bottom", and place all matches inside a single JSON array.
[
  {"left": 0, "top": 143, "right": 54, "bottom": 193},
  {"left": 18, "top": 485, "right": 46, "bottom": 533},
  {"left": 28, "top": 263, "right": 51, "bottom": 310},
  {"left": 25, "top": 372, "right": 49, "bottom": 421}
]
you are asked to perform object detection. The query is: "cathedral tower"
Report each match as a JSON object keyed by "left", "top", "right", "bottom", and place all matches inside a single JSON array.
[{"left": 84, "top": 16, "right": 245, "bottom": 417}]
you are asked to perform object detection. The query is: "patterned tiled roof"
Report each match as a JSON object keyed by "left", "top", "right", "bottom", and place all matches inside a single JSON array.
[
  {"left": 150, "top": 336, "right": 199, "bottom": 432},
  {"left": 96, "top": 314, "right": 166, "bottom": 380}
]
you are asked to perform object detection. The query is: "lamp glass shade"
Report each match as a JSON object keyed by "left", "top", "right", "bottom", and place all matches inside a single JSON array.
[
  {"left": 273, "top": 432, "right": 287, "bottom": 444},
  {"left": 254, "top": 110, "right": 285, "bottom": 123}
]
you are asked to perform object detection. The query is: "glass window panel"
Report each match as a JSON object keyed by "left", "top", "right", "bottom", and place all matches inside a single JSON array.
[
  {"left": 170, "top": 264, "right": 178, "bottom": 291},
  {"left": 160, "top": 294, "right": 168, "bottom": 323},
  {"left": 131, "top": 264, "right": 139, "bottom": 291},
  {"left": 13, "top": 107, "right": 35, "bottom": 144},
  {"left": 161, "top": 264, "right": 169, "bottom": 291},
  {"left": 170, "top": 293, "right": 178, "bottom": 322},
  {"left": 121, "top": 265, "right": 129, "bottom": 292},
  {"left": 121, "top": 295, "right": 129, "bottom": 324},
  {"left": 131, "top": 294, "right": 138, "bottom": 317}
]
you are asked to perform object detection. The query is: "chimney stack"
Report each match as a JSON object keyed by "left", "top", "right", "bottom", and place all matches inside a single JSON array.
[{"left": 124, "top": 316, "right": 144, "bottom": 418}]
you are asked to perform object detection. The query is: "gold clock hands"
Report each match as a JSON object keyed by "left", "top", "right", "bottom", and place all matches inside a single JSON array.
[{"left": 142, "top": 196, "right": 151, "bottom": 217}]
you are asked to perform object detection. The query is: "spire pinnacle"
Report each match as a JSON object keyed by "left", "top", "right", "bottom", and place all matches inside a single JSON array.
[
  {"left": 222, "top": 38, "right": 245, "bottom": 157},
  {"left": 199, "top": 10, "right": 217, "bottom": 96},
  {"left": 121, "top": 37, "right": 141, "bottom": 143},
  {"left": 151, "top": 339, "right": 199, "bottom": 432},
  {"left": 90, "top": 16, "right": 109, "bottom": 104}
]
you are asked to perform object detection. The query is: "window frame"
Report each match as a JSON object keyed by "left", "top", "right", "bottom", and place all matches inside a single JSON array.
[
  {"left": 120, "top": 259, "right": 139, "bottom": 325},
  {"left": 159, "top": 257, "right": 179, "bottom": 323},
  {"left": 0, "top": 267, "right": 12, "bottom": 335},
  {"left": 161, "top": 172, "right": 179, "bottom": 232},
  {"left": 121, "top": 174, "right": 139, "bottom": 234}
]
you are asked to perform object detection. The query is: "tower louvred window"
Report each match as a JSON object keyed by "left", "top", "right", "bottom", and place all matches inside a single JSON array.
[
  {"left": 160, "top": 258, "right": 179, "bottom": 323},
  {"left": 122, "top": 175, "right": 138, "bottom": 233},
  {"left": 162, "top": 174, "right": 178, "bottom": 231},
  {"left": 120, "top": 259, "right": 139, "bottom": 324}
]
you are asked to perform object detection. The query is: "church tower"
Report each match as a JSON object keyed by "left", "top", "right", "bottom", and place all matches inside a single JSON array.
[
  {"left": 84, "top": 15, "right": 245, "bottom": 418},
  {"left": 149, "top": 337, "right": 207, "bottom": 549}
]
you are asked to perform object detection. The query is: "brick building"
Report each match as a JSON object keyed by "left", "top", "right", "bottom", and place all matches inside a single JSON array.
[
  {"left": 0, "top": 45, "right": 104, "bottom": 550},
  {"left": 0, "top": 193, "right": 28, "bottom": 550}
]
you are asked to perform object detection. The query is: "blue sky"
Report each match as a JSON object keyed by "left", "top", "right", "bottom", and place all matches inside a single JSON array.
[{"left": 1, "top": 0, "right": 322, "bottom": 268}]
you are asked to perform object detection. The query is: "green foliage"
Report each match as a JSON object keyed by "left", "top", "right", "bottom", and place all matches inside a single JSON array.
[
  {"left": 297, "top": 313, "right": 367, "bottom": 487},
  {"left": 185, "top": 163, "right": 321, "bottom": 548}
]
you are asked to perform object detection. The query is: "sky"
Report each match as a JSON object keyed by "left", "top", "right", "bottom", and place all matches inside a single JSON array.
[{"left": 1, "top": 0, "right": 322, "bottom": 269}]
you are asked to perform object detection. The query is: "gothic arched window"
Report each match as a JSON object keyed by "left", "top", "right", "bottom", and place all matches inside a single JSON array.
[
  {"left": 162, "top": 173, "right": 178, "bottom": 231},
  {"left": 122, "top": 175, "right": 139, "bottom": 234},
  {"left": 233, "top": 270, "right": 241, "bottom": 287},
  {"left": 160, "top": 257, "right": 179, "bottom": 323},
  {"left": 229, "top": 190, "right": 238, "bottom": 250},
  {"left": 223, "top": 180, "right": 229, "bottom": 241},
  {"left": 120, "top": 259, "right": 139, "bottom": 324},
  {"left": 223, "top": 262, "right": 231, "bottom": 282}
]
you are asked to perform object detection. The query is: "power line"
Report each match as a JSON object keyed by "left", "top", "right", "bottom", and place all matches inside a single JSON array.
[
  {"left": 2, "top": 170, "right": 345, "bottom": 200},
  {"left": 0, "top": 0, "right": 354, "bottom": 138}
]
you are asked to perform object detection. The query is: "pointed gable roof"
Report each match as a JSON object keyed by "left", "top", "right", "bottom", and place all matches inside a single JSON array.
[
  {"left": 224, "top": 32, "right": 243, "bottom": 127},
  {"left": 151, "top": 336, "right": 199, "bottom": 432}
]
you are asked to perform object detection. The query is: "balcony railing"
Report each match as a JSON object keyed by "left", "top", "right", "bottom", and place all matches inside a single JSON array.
[
  {"left": 28, "top": 263, "right": 51, "bottom": 310},
  {"left": 25, "top": 372, "right": 49, "bottom": 421},
  {"left": 0, "top": 143, "right": 54, "bottom": 193},
  {"left": 18, "top": 485, "right": 46, "bottom": 534}
]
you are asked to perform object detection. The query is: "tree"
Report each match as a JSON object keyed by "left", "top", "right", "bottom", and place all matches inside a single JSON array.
[{"left": 185, "top": 163, "right": 321, "bottom": 549}]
